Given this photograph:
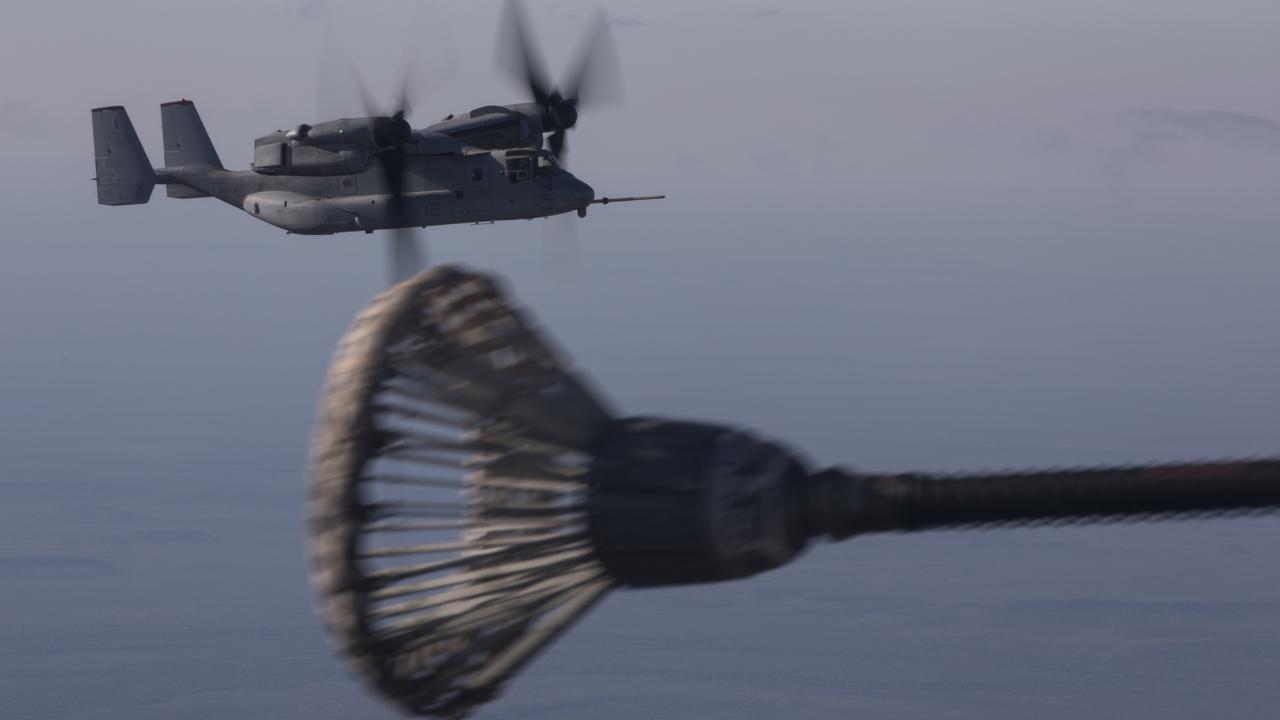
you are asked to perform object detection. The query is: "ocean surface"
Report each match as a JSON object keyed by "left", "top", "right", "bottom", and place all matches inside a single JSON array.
[{"left": 3, "top": 196, "right": 1279, "bottom": 719}]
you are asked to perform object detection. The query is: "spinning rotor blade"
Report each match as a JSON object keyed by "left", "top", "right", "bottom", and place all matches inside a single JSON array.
[
  {"left": 497, "top": 0, "right": 554, "bottom": 106},
  {"left": 563, "top": 9, "right": 623, "bottom": 110},
  {"left": 379, "top": 74, "right": 425, "bottom": 287},
  {"left": 316, "top": 11, "right": 459, "bottom": 286},
  {"left": 541, "top": 212, "right": 582, "bottom": 280},
  {"left": 497, "top": 0, "right": 624, "bottom": 162},
  {"left": 376, "top": 129, "right": 412, "bottom": 287},
  {"left": 551, "top": 11, "right": 621, "bottom": 164},
  {"left": 317, "top": 27, "right": 379, "bottom": 121},
  {"left": 318, "top": 2, "right": 455, "bottom": 122},
  {"left": 386, "top": 228, "right": 425, "bottom": 286},
  {"left": 547, "top": 128, "right": 567, "bottom": 161}
]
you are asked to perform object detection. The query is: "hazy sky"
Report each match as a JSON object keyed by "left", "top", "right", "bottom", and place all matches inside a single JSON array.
[
  {"left": 6, "top": 1, "right": 1280, "bottom": 202},
  {"left": 2, "top": 2, "right": 1280, "bottom": 719}
]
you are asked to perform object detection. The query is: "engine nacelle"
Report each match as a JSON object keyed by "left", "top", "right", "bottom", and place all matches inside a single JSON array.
[
  {"left": 250, "top": 116, "right": 405, "bottom": 176},
  {"left": 286, "top": 116, "right": 403, "bottom": 149},
  {"left": 252, "top": 133, "right": 371, "bottom": 176},
  {"left": 251, "top": 116, "right": 463, "bottom": 175},
  {"left": 425, "top": 104, "right": 543, "bottom": 150}
]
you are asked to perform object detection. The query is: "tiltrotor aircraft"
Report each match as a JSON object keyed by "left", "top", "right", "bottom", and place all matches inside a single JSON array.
[{"left": 89, "top": 2, "right": 660, "bottom": 281}]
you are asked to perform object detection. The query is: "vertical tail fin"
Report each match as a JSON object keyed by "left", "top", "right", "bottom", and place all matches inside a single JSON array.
[
  {"left": 91, "top": 106, "right": 156, "bottom": 206},
  {"left": 161, "top": 100, "right": 222, "bottom": 199}
]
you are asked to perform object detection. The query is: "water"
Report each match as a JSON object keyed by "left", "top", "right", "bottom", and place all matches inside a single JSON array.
[{"left": 2, "top": 192, "right": 1278, "bottom": 718}]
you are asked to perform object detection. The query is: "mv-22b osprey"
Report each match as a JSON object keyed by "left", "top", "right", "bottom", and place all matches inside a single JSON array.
[{"left": 90, "top": 2, "right": 661, "bottom": 280}]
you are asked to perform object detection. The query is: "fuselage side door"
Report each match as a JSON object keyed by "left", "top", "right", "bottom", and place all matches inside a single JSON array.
[{"left": 463, "top": 155, "right": 492, "bottom": 220}]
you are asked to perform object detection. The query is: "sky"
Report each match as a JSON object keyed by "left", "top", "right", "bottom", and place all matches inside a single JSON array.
[{"left": 2, "top": 1, "right": 1280, "bottom": 718}]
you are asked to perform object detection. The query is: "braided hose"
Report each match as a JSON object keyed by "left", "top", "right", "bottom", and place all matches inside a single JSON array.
[{"left": 811, "top": 460, "right": 1280, "bottom": 539}]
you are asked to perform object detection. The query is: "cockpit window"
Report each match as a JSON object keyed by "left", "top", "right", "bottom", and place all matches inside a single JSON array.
[
  {"left": 505, "top": 152, "right": 558, "bottom": 182},
  {"left": 534, "top": 153, "right": 559, "bottom": 177},
  {"left": 506, "top": 156, "right": 531, "bottom": 183}
]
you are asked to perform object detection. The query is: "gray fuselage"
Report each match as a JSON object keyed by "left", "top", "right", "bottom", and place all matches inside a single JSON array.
[{"left": 160, "top": 147, "right": 593, "bottom": 235}]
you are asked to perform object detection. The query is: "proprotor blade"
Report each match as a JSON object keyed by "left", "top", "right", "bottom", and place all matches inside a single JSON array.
[
  {"left": 318, "top": 17, "right": 447, "bottom": 286},
  {"left": 563, "top": 8, "right": 624, "bottom": 110},
  {"left": 318, "top": 27, "right": 382, "bottom": 120},
  {"left": 548, "top": 128, "right": 567, "bottom": 161},
  {"left": 386, "top": 228, "right": 424, "bottom": 286},
  {"left": 541, "top": 211, "right": 582, "bottom": 281},
  {"left": 317, "top": 4, "right": 455, "bottom": 122},
  {"left": 496, "top": 0, "right": 624, "bottom": 164},
  {"left": 497, "top": 0, "right": 554, "bottom": 106}
]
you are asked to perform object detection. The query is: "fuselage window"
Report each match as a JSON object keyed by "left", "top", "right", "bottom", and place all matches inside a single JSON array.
[
  {"left": 342, "top": 177, "right": 353, "bottom": 188},
  {"left": 470, "top": 168, "right": 484, "bottom": 182}
]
